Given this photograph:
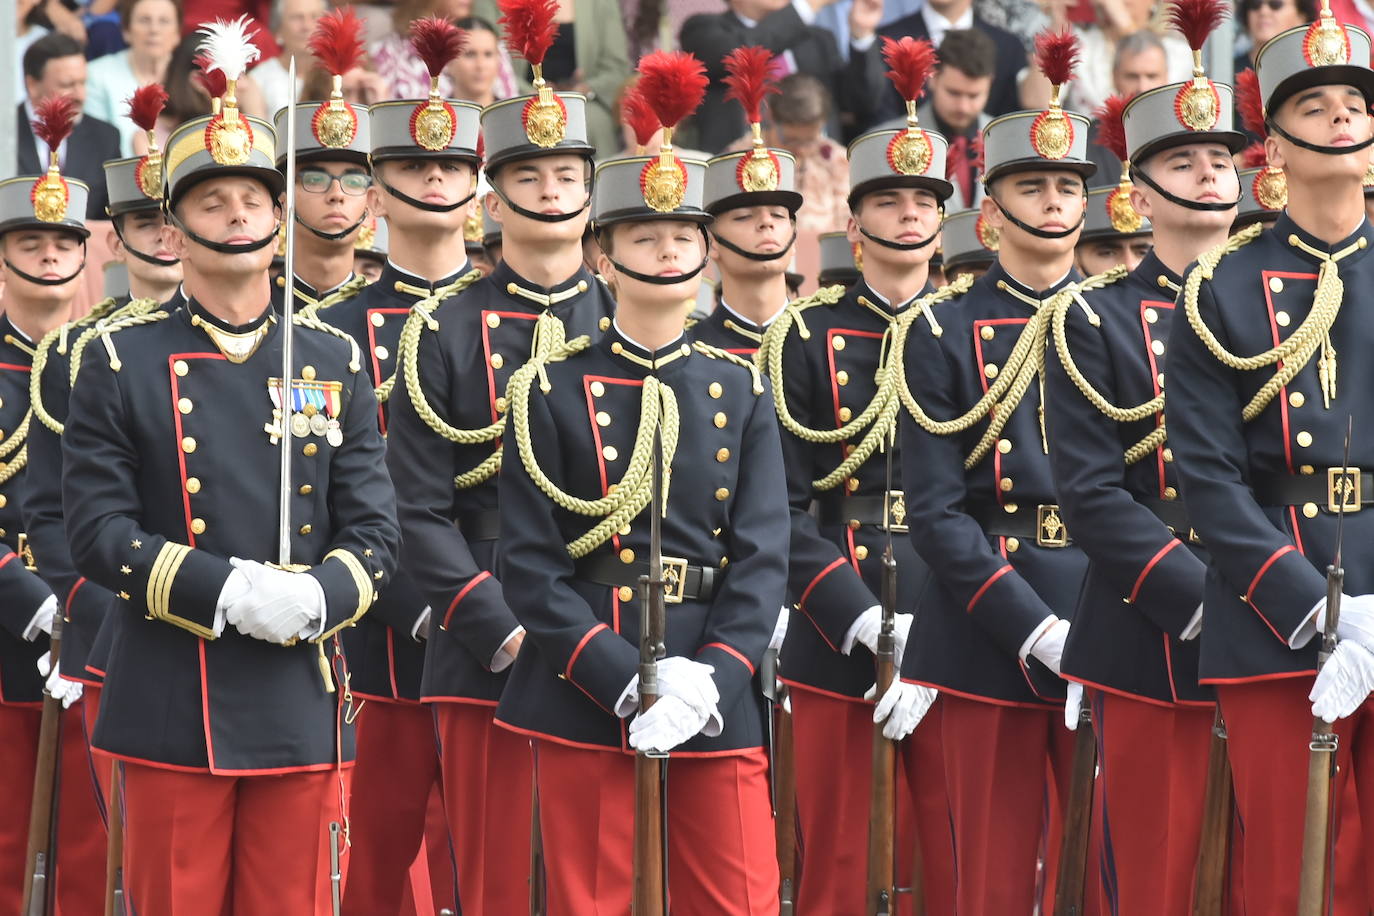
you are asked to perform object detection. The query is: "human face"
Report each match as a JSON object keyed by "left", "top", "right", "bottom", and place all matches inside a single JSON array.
[
  {"left": 450, "top": 28, "right": 500, "bottom": 100},
  {"left": 368, "top": 158, "right": 475, "bottom": 233},
  {"left": 1132, "top": 143, "right": 1239, "bottom": 231},
  {"left": 488, "top": 154, "right": 590, "bottom": 245},
  {"left": 1115, "top": 0, "right": 1156, "bottom": 31},
  {"left": 929, "top": 66, "right": 992, "bottom": 133},
  {"left": 114, "top": 209, "right": 181, "bottom": 284},
  {"left": 847, "top": 186, "right": 942, "bottom": 271},
  {"left": 1076, "top": 235, "right": 1152, "bottom": 275},
  {"left": 278, "top": 0, "right": 325, "bottom": 58},
  {"left": 985, "top": 170, "right": 1087, "bottom": 256},
  {"left": 295, "top": 160, "right": 371, "bottom": 242},
  {"left": 1246, "top": 0, "right": 1306, "bottom": 49},
  {"left": 353, "top": 253, "right": 383, "bottom": 283},
  {"left": 709, "top": 204, "right": 793, "bottom": 278},
  {"left": 26, "top": 55, "right": 86, "bottom": 110},
  {"left": 1112, "top": 47, "right": 1168, "bottom": 98},
  {"left": 599, "top": 220, "right": 705, "bottom": 305},
  {"left": 167, "top": 176, "right": 280, "bottom": 273},
  {"left": 1267, "top": 85, "right": 1374, "bottom": 184},
  {"left": 123, "top": 0, "right": 179, "bottom": 63},
  {"left": 775, "top": 120, "right": 825, "bottom": 163},
  {"left": 1, "top": 229, "right": 84, "bottom": 301}
]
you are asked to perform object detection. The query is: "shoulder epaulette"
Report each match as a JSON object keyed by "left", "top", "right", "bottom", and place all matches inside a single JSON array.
[
  {"left": 1055, "top": 265, "right": 1128, "bottom": 329},
  {"left": 29, "top": 300, "right": 118, "bottom": 435},
  {"left": 691, "top": 341, "right": 764, "bottom": 394},
  {"left": 905, "top": 272, "right": 976, "bottom": 338},
  {"left": 68, "top": 298, "right": 166, "bottom": 389},
  {"left": 292, "top": 312, "right": 362, "bottom": 374}
]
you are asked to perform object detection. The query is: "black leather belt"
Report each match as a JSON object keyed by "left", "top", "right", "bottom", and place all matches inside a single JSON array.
[
  {"left": 818, "top": 490, "right": 909, "bottom": 533},
  {"left": 576, "top": 553, "right": 722, "bottom": 604},
  {"left": 1140, "top": 496, "right": 1202, "bottom": 544},
  {"left": 1252, "top": 469, "right": 1373, "bottom": 515},
  {"left": 970, "top": 503, "right": 1072, "bottom": 548},
  {"left": 455, "top": 509, "right": 500, "bottom": 542}
]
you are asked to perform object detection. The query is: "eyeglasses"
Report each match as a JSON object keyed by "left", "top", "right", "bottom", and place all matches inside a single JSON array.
[
  {"left": 299, "top": 169, "right": 372, "bottom": 196},
  {"left": 1246, "top": 0, "right": 1287, "bottom": 12}
]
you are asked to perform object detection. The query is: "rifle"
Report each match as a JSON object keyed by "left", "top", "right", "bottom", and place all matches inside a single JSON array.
[
  {"left": 1192, "top": 708, "right": 1233, "bottom": 916},
  {"left": 22, "top": 612, "right": 65, "bottom": 916},
  {"left": 766, "top": 649, "right": 797, "bottom": 914},
  {"left": 328, "top": 821, "right": 342, "bottom": 916},
  {"left": 1053, "top": 697, "right": 1095, "bottom": 915},
  {"left": 105, "top": 760, "right": 125, "bottom": 916},
  {"left": 632, "top": 423, "right": 669, "bottom": 916},
  {"left": 530, "top": 770, "right": 546, "bottom": 915},
  {"left": 1296, "top": 419, "right": 1353, "bottom": 915}
]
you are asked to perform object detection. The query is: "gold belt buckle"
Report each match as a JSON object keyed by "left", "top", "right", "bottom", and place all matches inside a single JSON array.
[
  {"left": 1036, "top": 504, "right": 1069, "bottom": 548},
  {"left": 883, "top": 490, "right": 908, "bottom": 534},
  {"left": 17, "top": 532, "right": 36, "bottom": 572},
  {"left": 660, "top": 556, "right": 688, "bottom": 604},
  {"left": 1328, "top": 467, "right": 1362, "bottom": 514}
]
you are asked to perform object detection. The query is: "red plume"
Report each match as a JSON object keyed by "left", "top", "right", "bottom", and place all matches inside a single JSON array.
[
  {"left": 309, "top": 7, "right": 366, "bottom": 76},
  {"left": 410, "top": 16, "right": 466, "bottom": 79},
  {"left": 498, "top": 0, "right": 559, "bottom": 66},
  {"left": 636, "top": 50, "right": 708, "bottom": 132},
  {"left": 1034, "top": 29, "right": 1081, "bottom": 88},
  {"left": 1093, "top": 94, "right": 1130, "bottom": 162},
  {"left": 1236, "top": 67, "right": 1267, "bottom": 138},
  {"left": 1166, "top": 0, "right": 1228, "bottom": 52},
  {"left": 32, "top": 96, "right": 79, "bottom": 150},
  {"left": 972, "top": 134, "right": 985, "bottom": 174},
  {"left": 1240, "top": 142, "right": 1268, "bottom": 168},
  {"left": 881, "top": 36, "right": 938, "bottom": 102},
  {"left": 126, "top": 84, "right": 168, "bottom": 132},
  {"left": 620, "top": 82, "right": 660, "bottom": 149},
  {"left": 193, "top": 54, "right": 227, "bottom": 98},
  {"left": 722, "top": 46, "right": 779, "bottom": 124}
]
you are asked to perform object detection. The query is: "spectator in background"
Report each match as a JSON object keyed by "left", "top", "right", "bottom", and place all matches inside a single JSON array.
[
  {"left": 18, "top": 34, "right": 122, "bottom": 220},
  {"left": 85, "top": 0, "right": 181, "bottom": 156},
  {"left": 728, "top": 73, "right": 850, "bottom": 235},
  {"left": 449, "top": 16, "right": 518, "bottom": 109},
  {"left": 1085, "top": 30, "right": 1170, "bottom": 184},
  {"left": 178, "top": 0, "right": 278, "bottom": 61},
  {"left": 910, "top": 29, "right": 994, "bottom": 210},
  {"left": 15, "top": 0, "right": 53, "bottom": 106},
  {"left": 1235, "top": 0, "right": 1315, "bottom": 71},
  {"left": 475, "top": 0, "right": 631, "bottom": 157},
  {"left": 250, "top": 0, "right": 323, "bottom": 117},
  {"left": 152, "top": 34, "right": 266, "bottom": 148},
  {"left": 680, "top": 0, "right": 884, "bottom": 152},
  {"left": 299, "top": 51, "right": 389, "bottom": 105},
  {"left": 371, "top": 0, "right": 469, "bottom": 99},
  {"left": 811, "top": 0, "right": 923, "bottom": 61}
]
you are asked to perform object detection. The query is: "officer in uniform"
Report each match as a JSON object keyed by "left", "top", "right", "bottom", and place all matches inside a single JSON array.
[
  {"left": 0, "top": 95, "right": 108, "bottom": 916},
  {"left": 494, "top": 50, "right": 788, "bottom": 911},
  {"left": 755, "top": 37, "right": 955, "bottom": 914},
  {"left": 893, "top": 32, "right": 1093, "bottom": 915},
  {"left": 352, "top": 214, "right": 388, "bottom": 284},
  {"left": 1074, "top": 185, "right": 1153, "bottom": 277},
  {"left": 816, "top": 230, "right": 860, "bottom": 289},
  {"left": 380, "top": 5, "right": 613, "bottom": 909},
  {"left": 1043, "top": 22, "right": 1244, "bottom": 904},
  {"left": 1164, "top": 5, "right": 1374, "bottom": 908},
  {"left": 61, "top": 23, "right": 399, "bottom": 911}
]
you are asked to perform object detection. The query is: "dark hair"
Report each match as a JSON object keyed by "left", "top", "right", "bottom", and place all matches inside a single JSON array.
[
  {"left": 454, "top": 15, "right": 499, "bottom": 36},
  {"left": 23, "top": 33, "right": 86, "bottom": 82},
  {"left": 162, "top": 35, "right": 210, "bottom": 125},
  {"left": 1240, "top": 0, "right": 1318, "bottom": 20},
  {"left": 937, "top": 29, "right": 996, "bottom": 80},
  {"left": 768, "top": 73, "right": 832, "bottom": 126},
  {"left": 116, "top": 0, "right": 183, "bottom": 30}
]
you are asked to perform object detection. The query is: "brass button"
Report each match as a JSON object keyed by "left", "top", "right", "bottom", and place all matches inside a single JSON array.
[
  {"left": 1144, "top": 308, "right": 1158, "bottom": 324},
  {"left": 371, "top": 312, "right": 386, "bottom": 327},
  {"left": 304, "top": 443, "right": 318, "bottom": 456},
  {"left": 980, "top": 326, "right": 995, "bottom": 340},
  {"left": 836, "top": 370, "right": 849, "bottom": 386},
  {"left": 485, "top": 313, "right": 500, "bottom": 328},
  {"left": 714, "top": 412, "right": 727, "bottom": 428},
  {"left": 299, "top": 484, "right": 313, "bottom": 495},
  {"left": 846, "top": 478, "right": 860, "bottom": 492},
  {"left": 1162, "top": 448, "right": 1174, "bottom": 463},
  {"left": 618, "top": 586, "right": 634, "bottom": 601},
  {"left": 590, "top": 381, "right": 605, "bottom": 397},
  {"left": 1297, "top": 431, "right": 1313, "bottom": 447},
  {"left": 838, "top": 406, "right": 852, "bottom": 422},
  {"left": 1300, "top": 464, "right": 1316, "bottom": 475},
  {"left": 619, "top": 524, "right": 631, "bottom": 536},
  {"left": 174, "top": 360, "right": 189, "bottom": 376},
  {"left": 0, "top": 494, "right": 6, "bottom": 508},
  {"left": 495, "top": 396, "right": 508, "bottom": 412},
  {"left": 716, "top": 448, "right": 730, "bottom": 462},
  {"left": 1289, "top": 391, "right": 1306, "bottom": 408},
  {"left": 1269, "top": 276, "right": 1284, "bottom": 293},
  {"left": 620, "top": 548, "right": 635, "bottom": 563},
  {"left": 506, "top": 283, "right": 518, "bottom": 294},
  {"left": 997, "top": 438, "right": 1012, "bottom": 454},
  {"left": 178, "top": 397, "right": 193, "bottom": 414},
  {"left": 715, "top": 487, "right": 730, "bottom": 501},
  {"left": 832, "top": 335, "right": 846, "bottom": 351},
  {"left": 181, "top": 436, "right": 197, "bottom": 454},
  {"left": 190, "top": 518, "right": 206, "bottom": 535},
  {"left": 1004, "top": 502, "right": 1018, "bottom": 514},
  {"left": 374, "top": 345, "right": 390, "bottom": 361},
  {"left": 185, "top": 477, "right": 201, "bottom": 494},
  {"left": 302, "top": 366, "right": 316, "bottom": 381},
  {"left": 984, "top": 363, "right": 999, "bottom": 379},
  {"left": 1164, "top": 486, "right": 1178, "bottom": 500},
  {"left": 599, "top": 317, "right": 611, "bottom": 331},
  {"left": 299, "top": 524, "right": 313, "bottom": 535},
  {"left": 596, "top": 411, "right": 611, "bottom": 426},
  {"left": 1157, "top": 373, "right": 1165, "bottom": 388},
  {"left": 490, "top": 353, "right": 504, "bottom": 369},
  {"left": 1275, "top": 311, "right": 1291, "bottom": 327},
  {"left": 1151, "top": 340, "right": 1165, "bottom": 356},
  {"left": 854, "top": 545, "right": 869, "bottom": 560},
  {"left": 709, "top": 382, "right": 723, "bottom": 398},
  {"left": 602, "top": 445, "right": 618, "bottom": 461},
  {"left": 1006, "top": 537, "right": 1020, "bottom": 552},
  {"left": 1303, "top": 502, "right": 1319, "bottom": 518},
  {"left": 1000, "top": 477, "right": 1014, "bottom": 492},
  {"left": 578, "top": 280, "right": 589, "bottom": 292}
]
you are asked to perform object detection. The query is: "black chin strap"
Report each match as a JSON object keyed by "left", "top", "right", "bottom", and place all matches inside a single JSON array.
[
  {"left": 1268, "top": 119, "right": 1374, "bottom": 156},
  {"left": 1130, "top": 164, "right": 1241, "bottom": 212},
  {"left": 708, "top": 225, "right": 797, "bottom": 261},
  {"left": 168, "top": 211, "right": 281, "bottom": 255},
  {"left": 374, "top": 173, "right": 476, "bottom": 213},
  {"left": 855, "top": 221, "right": 941, "bottom": 251},
  {"left": 294, "top": 210, "right": 370, "bottom": 241},
  {"left": 487, "top": 178, "right": 590, "bottom": 224},
  {"left": 990, "top": 195, "right": 1085, "bottom": 240},
  {"left": 4, "top": 246, "right": 86, "bottom": 287},
  {"left": 112, "top": 218, "right": 181, "bottom": 267},
  {"left": 598, "top": 226, "right": 711, "bottom": 286}
]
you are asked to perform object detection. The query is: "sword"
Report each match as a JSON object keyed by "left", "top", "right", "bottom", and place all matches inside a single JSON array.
[{"left": 277, "top": 55, "right": 298, "bottom": 567}]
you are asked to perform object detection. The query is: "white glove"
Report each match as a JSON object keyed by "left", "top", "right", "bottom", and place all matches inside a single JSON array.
[
  {"left": 1311, "top": 640, "right": 1374, "bottom": 721},
  {"left": 847, "top": 607, "right": 914, "bottom": 668},
  {"left": 616, "top": 657, "right": 721, "bottom": 729},
  {"left": 1320, "top": 594, "right": 1374, "bottom": 655},
  {"left": 628, "top": 694, "right": 711, "bottom": 753},
  {"left": 1064, "top": 681, "right": 1084, "bottom": 730},
  {"left": 769, "top": 607, "right": 789, "bottom": 651},
  {"left": 866, "top": 679, "right": 937, "bottom": 741},
  {"left": 36, "top": 651, "right": 83, "bottom": 709},
  {"left": 224, "top": 558, "right": 326, "bottom": 644},
  {"left": 1180, "top": 603, "right": 1203, "bottom": 641},
  {"left": 1029, "top": 618, "right": 1071, "bottom": 676},
  {"left": 24, "top": 594, "right": 58, "bottom": 641},
  {"left": 412, "top": 607, "right": 433, "bottom": 641}
]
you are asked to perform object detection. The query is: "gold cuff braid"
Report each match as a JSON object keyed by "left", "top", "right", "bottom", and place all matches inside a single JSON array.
[{"left": 146, "top": 542, "right": 216, "bottom": 639}]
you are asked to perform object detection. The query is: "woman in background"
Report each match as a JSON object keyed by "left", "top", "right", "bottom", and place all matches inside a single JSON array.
[{"left": 85, "top": 0, "right": 181, "bottom": 155}]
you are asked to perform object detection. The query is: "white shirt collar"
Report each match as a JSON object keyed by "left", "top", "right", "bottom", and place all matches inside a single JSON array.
[
  {"left": 920, "top": 3, "right": 974, "bottom": 41},
  {"left": 386, "top": 258, "right": 471, "bottom": 286},
  {"left": 718, "top": 297, "right": 787, "bottom": 328},
  {"left": 613, "top": 318, "right": 685, "bottom": 355}
]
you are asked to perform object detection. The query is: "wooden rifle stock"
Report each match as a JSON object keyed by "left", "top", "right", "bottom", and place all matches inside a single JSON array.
[
  {"left": 1191, "top": 708, "right": 1233, "bottom": 916},
  {"left": 530, "top": 770, "right": 546, "bottom": 915},
  {"left": 773, "top": 680, "right": 797, "bottom": 914},
  {"left": 865, "top": 543, "right": 898, "bottom": 916},
  {"left": 1297, "top": 562, "right": 1344, "bottom": 915},
  {"left": 22, "top": 613, "right": 65, "bottom": 916},
  {"left": 105, "top": 760, "right": 125, "bottom": 916},
  {"left": 1053, "top": 702, "right": 1095, "bottom": 916}
]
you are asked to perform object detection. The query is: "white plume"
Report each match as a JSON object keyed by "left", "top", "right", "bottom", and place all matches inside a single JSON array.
[{"left": 196, "top": 15, "right": 261, "bottom": 83}]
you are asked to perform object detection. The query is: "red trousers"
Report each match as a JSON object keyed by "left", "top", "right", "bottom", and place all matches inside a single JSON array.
[
  {"left": 789, "top": 687, "right": 955, "bottom": 915},
  {"left": 941, "top": 692, "right": 1076, "bottom": 916},
  {"left": 434, "top": 702, "right": 532, "bottom": 915},
  {"left": 1217, "top": 677, "right": 1374, "bottom": 915},
  {"left": 1091, "top": 690, "right": 1214, "bottom": 914},
  {"left": 121, "top": 761, "right": 349, "bottom": 916},
  {"left": 0, "top": 701, "right": 107, "bottom": 915},
  {"left": 534, "top": 738, "right": 779, "bottom": 915},
  {"left": 342, "top": 700, "right": 455, "bottom": 916}
]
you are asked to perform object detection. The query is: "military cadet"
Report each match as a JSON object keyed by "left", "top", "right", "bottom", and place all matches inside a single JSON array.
[
  {"left": 1043, "top": 11, "right": 1245, "bottom": 904},
  {"left": 61, "top": 21, "right": 399, "bottom": 912},
  {"left": 352, "top": 214, "right": 388, "bottom": 284},
  {"left": 893, "top": 31, "right": 1093, "bottom": 915},
  {"left": 1074, "top": 184, "right": 1153, "bottom": 277},
  {"left": 274, "top": 9, "right": 373, "bottom": 315},
  {"left": 1164, "top": 5, "right": 1374, "bottom": 909},
  {"left": 816, "top": 231, "right": 861, "bottom": 289},
  {"left": 493, "top": 49, "right": 788, "bottom": 912},
  {"left": 693, "top": 48, "right": 801, "bottom": 356},
  {"left": 380, "top": 2, "right": 615, "bottom": 909},
  {"left": 0, "top": 95, "right": 108, "bottom": 916},
  {"left": 939, "top": 207, "right": 999, "bottom": 284},
  {"left": 755, "top": 37, "right": 956, "bottom": 915}
]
